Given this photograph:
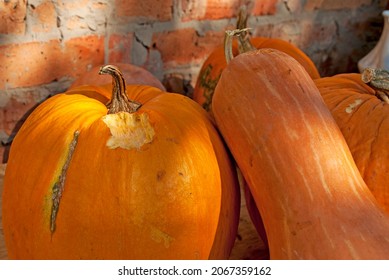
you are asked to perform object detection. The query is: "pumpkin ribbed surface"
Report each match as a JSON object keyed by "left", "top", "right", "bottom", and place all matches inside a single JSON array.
[
  {"left": 2, "top": 67, "right": 240, "bottom": 260},
  {"left": 315, "top": 73, "right": 389, "bottom": 212}
]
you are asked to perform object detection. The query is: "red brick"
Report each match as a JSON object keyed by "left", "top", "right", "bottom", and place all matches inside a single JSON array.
[
  {"left": 0, "top": 0, "right": 27, "bottom": 34},
  {"left": 181, "top": 0, "right": 239, "bottom": 21},
  {"left": 0, "top": 90, "right": 46, "bottom": 135},
  {"left": 55, "top": 0, "right": 90, "bottom": 11},
  {"left": 0, "top": 87, "right": 58, "bottom": 162},
  {"left": 64, "top": 15, "right": 90, "bottom": 31},
  {"left": 251, "top": 0, "right": 278, "bottom": 15},
  {"left": 0, "top": 36, "right": 105, "bottom": 89},
  {"left": 64, "top": 36, "right": 105, "bottom": 74},
  {"left": 181, "top": 0, "right": 277, "bottom": 21},
  {"left": 114, "top": 0, "right": 173, "bottom": 21},
  {"left": 31, "top": 1, "right": 57, "bottom": 33},
  {"left": 108, "top": 33, "right": 133, "bottom": 63},
  {"left": 305, "top": 0, "right": 372, "bottom": 11},
  {"left": 281, "top": 0, "right": 303, "bottom": 13},
  {"left": 151, "top": 28, "right": 228, "bottom": 69}
]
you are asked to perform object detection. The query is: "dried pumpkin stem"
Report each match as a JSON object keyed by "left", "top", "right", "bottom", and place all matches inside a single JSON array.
[
  {"left": 361, "top": 67, "right": 389, "bottom": 104},
  {"left": 236, "top": 6, "right": 256, "bottom": 53},
  {"left": 224, "top": 28, "right": 251, "bottom": 64},
  {"left": 99, "top": 65, "right": 142, "bottom": 114}
]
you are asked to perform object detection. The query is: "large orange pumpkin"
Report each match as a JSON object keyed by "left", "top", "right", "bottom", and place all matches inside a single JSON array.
[
  {"left": 2, "top": 65, "right": 240, "bottom": 260},
  {"left": 212, "top": 45, "right": 389, "bottom": 259},
  {"left": 192, "top": 7, "right": 320, "bottom": 113}
]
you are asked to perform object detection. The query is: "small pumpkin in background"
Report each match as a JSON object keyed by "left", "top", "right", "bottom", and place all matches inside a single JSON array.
[
  {"left": 192, "top": 6, "right": 320, "bottom": 113},
  {"left": 212, "top": 31, "right": 389, "bottom": 259},
  {"left": 70, "top": 62, "right": 166, "bottom": 91},
  {"left": 314, "top": 70, "right": 389, "bottom": 212},
  {"left": 2, "top": 65, "right": 240, "bottom": 260}
]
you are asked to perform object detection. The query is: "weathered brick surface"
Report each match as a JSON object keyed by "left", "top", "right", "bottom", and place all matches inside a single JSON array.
[
  {"left": 181, "top": 0, "right": 240, "bottom": 20},
  {"left": 181, "top": 0, "right": 278, "bottom": 21},
  {"left": 0, "top": 0, "right": 27, "bottom": 34},
  {"left": 0, "top": 36, "right": 104, "bottom": 89},
  {"left": 151, "top": 29, "right": 227, "bottom": 68},
  {"left": 0, "top": 0, "right": 387, "bottom": 162},
  {"left": 304, "top": 0, "right": 373, "bottom": 11},
  {"left": 251, "top": 0, "right": 279, "bottom": 15},
  {"left": 114, "top": 0, "right": 173, "bottom": 21},
  {"left": 55, "top": 0, "right": 90, "bottom": 10},
  {"left": 30, "top": 1, "right": 57, "bottom": 33},
  {"left": 108, "top": 33, "right": 134, "bottom": 63}
]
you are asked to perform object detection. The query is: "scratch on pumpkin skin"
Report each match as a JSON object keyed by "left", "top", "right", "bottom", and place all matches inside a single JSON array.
[
  {"left": 321, "top": 222, "right": 335, "bottom": 249},
  {"left": 345, "top": 240, "right": 359, "bottom": 259},
  {"left": 296, "top": 165, "right": 314, "bottom": 201},
  {"left": 310, "top": 142, "right": 332, "bottom": 198},
  {"left": 50, "top": 130, "right": 80, "bottom": 233}
]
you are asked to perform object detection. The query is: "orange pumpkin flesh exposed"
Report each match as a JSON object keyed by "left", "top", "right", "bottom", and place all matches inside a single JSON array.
[
  {"left": 212, "top": 45, "right": 389, "bottom": 259},
  {"left": 2, "top": 65, "right": 240, "bottom": 259}
]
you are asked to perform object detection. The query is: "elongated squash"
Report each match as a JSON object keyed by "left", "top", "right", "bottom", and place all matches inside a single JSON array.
[{"left": 212, "top": 45, "right": 389, "bottom": 259}]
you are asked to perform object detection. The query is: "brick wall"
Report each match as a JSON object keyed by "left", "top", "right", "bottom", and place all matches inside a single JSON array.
[{"left": 0, "top": 0, "right": 387, "bottom": 162}]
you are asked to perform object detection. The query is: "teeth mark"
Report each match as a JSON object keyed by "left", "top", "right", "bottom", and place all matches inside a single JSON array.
[
  {"left": 102, "top": 112, "right": 155, "bottom": 150},
  {"left": 345, "top": 99, "right": 362, "bottom": 113},
  {"left": 150, "top": 226, "right": 175, "bottom": 248}
]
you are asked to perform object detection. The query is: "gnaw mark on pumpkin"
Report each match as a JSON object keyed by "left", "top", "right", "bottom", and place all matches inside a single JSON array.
[
  {"left": 345, "top": 99, "right": 362, "bottom": 114},
  {"left": 102, "top": 112, "right": 155, "bottom": 150},
  {"left": 50, "top": 130, "right": 80, "bottom": 233},
  {"left": 150, "top": 226, "right": 175, "bottom": 248}
]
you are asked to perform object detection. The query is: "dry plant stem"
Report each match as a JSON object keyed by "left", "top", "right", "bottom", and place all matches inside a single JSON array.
[
  {"left": 99, "top": 65, "right": 142, "bottom": 113},
  {"left": 236, "top": 6, "right": 256, "bottom": 53},
  {"left": 224, "top": 29, "right": 251, "bottom": 64},
  {"left": 361, "top": 67, "right": 389, "bottom": 103}
]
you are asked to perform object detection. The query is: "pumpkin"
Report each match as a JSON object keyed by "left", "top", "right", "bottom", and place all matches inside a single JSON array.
[
  {"left": 70, "top": 62, "right": 166, "bottom": 91},
  {"left": 2, "top": 65, "right": 240, "bottom": 260},
  {"left": 212, "top": 33, "right": 389, "bottom": 259},
  {"left": 314, "top": 70, "right": 389, "bottom": 212},
  {"left": 192, "top": 7, "right": 320, "bottom": 113}
]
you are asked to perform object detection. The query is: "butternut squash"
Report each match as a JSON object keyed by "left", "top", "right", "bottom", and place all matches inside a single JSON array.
[{"left": 212, "top": 41, "right": 389, "bottom": 259}]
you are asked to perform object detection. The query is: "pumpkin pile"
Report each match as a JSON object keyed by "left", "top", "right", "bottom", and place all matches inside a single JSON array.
[{"left": 2, "top": 8, "right": 389, "bottom": 260}]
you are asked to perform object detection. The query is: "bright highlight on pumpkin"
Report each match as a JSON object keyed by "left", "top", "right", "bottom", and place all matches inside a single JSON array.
[{"left": 102, "top": 111, "right": 155, "bottom": 150}]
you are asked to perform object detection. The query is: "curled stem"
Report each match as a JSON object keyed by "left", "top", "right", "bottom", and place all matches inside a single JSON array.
[
  {"left": 236, "top": 6, "right": 256, "bottom": 53},
  {"left": 99, "top": 65, "right": 142, "bottom": 114}
]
